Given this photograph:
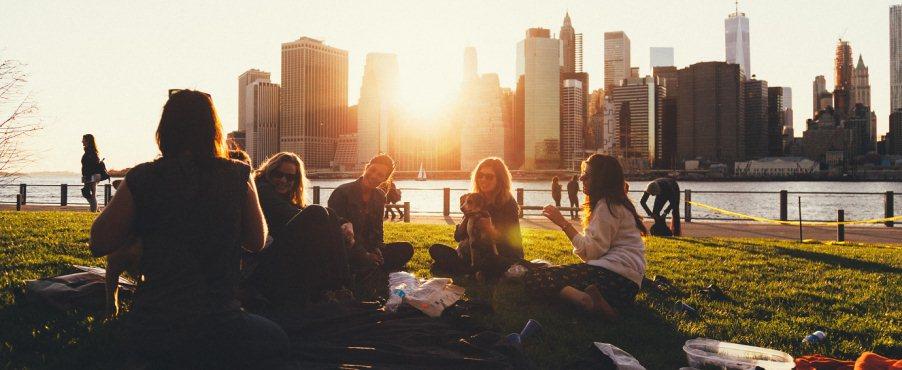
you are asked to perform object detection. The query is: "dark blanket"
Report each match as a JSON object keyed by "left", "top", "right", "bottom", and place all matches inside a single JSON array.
[{"left": 260, "top": 301, "right": 533, "bottom": 369}]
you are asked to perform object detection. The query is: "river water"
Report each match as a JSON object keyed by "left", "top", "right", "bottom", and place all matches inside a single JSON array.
[{"left": 4, "top": 175, "right": 900, "bottom": 223}]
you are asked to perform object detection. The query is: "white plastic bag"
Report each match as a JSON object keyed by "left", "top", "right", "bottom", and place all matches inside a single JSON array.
[
  {"left": 385, "top": 272, "right": 419, "bottom": 313},
  {"left": 403, "top": 278, "right": 465, "bottom": 317},
  {"left": 593, "top": 342, "right": 646, "bottom": 370}
]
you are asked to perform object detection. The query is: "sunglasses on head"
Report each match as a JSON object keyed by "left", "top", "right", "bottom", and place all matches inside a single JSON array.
[
  {"left": 271, "top": 169, "right": 298, "bottom": 182},
  {"left": 168, "top": 89, "right": 212, "bottom": 98}
]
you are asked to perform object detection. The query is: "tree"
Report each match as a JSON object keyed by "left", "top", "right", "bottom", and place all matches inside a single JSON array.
[{"left": 0, "top": 57, "right": 41, "bottom": 184}]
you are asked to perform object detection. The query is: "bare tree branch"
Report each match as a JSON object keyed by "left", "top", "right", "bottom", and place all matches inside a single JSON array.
[{"left": 0, "top": 56, "right": 42, "bottom": 185}]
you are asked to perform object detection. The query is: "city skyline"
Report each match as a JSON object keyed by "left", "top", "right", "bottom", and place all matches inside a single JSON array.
[{"left": 4, "top": 0, "right": 902, "bottom": 172}]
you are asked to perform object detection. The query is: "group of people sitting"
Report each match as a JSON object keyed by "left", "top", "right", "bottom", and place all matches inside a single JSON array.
[{"left": 88, "top": 90, "right": 653, "bottom": 367}]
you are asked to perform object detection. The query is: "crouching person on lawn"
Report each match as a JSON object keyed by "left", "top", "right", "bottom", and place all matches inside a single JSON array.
[{"left": 524, "top": 154, "right": 647, "bottom": 320}]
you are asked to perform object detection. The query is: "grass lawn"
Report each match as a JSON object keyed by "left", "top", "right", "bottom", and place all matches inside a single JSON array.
[{"left": 1, "top": 211, "right": 900, "bottom": 368}]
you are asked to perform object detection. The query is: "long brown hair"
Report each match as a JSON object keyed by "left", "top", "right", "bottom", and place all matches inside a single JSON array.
[
  {"left": 581, "top": 154, "right": 647, "bottom": 235},
  {"left": 255, "top": 152, "right": 308, "bottom": 208},
  {"left": 82, "top": 134, "right": 98, "bottom": 156},
  {"left": 156, "top": 90, "right": 228, "bottom": 159},
  {"left": 470, "top": 157, "right": 514, "bottom": 207}
]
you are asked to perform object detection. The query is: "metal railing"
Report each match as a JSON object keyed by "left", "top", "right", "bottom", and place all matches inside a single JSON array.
[{"left": 3, "top": 183, "right": 898, "bottom": 227}]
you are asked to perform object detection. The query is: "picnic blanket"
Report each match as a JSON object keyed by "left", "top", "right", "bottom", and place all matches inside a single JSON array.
[{"left": 259, "top": 301, "right": 533, "bottom": 369}]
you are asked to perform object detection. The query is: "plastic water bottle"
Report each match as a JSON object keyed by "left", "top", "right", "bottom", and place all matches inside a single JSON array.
[{"left": 802, "top": 331, "right": 826, "bottom": 345}]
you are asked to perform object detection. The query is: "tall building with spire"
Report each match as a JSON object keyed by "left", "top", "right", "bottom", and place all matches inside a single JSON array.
[
  {"left": 891, "top": 5, "right": 902, "bottom": 111},
  {"left": 558, "top": 13, "right": 583, "bottom": 73},
  {"left": 725, "top": 1, "right": 750, "bottom": 80},
  {"left": 356, "top": 53, "right": 399, "bottom": 167},
  {"left": 280, "top": 36, "right": 348, "bottom": 169},
  {"left": 851, "top": 55, "right": 871, "bottom": 108}
]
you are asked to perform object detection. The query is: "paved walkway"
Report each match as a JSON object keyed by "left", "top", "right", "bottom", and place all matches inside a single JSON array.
[{"left": 6, "top": 204, "right": 899, "bottom": 244}]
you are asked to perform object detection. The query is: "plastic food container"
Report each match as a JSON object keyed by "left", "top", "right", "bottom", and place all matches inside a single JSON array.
[{"left": 683, "top": 338, "right": 794, "bottom": 370}]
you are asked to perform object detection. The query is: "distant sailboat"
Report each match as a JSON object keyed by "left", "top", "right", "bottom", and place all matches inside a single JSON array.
[{"left": 416, "top": 162, "right": 427, "bottom": 181}]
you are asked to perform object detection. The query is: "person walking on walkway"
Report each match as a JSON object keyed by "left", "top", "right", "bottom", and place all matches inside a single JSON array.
[
  {"left": 640, "top": 177, "right": 681, "bottom": 236},
  {"left": 525, "top": 154, "right": 647, "bottom": 320},
  {"left": 381, "top": 180, "right": 403, "bottom": 221},
  {"left": 551, "top": 176, "right": 562, "bottom": 207},
  {"left": 567, "top": 174, "right": 580, "bottom": 220},
  {"left": 88, "top": 90, "right": 292, "bottom": 368},
  {"left": 328, "top": 154, "right": 414, "bottom": 299},
  {"left": 80, "top": 134, "right": 102, "bottom": 212}
]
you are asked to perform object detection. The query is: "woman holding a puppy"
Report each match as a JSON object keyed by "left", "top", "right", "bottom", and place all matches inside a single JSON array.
[
  {"left": 429, "top": 157, "right": 524, "bottom": 279},
  {"left": 88, "top": 90, "right": 292, "bottom": 367},
  {"left": 525, "top": 154, "right": 647, "bottom": 320}
]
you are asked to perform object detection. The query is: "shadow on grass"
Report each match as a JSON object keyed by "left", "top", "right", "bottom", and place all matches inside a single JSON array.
[{"left": 770, "top": 246, "right": 902, "bottom": 274}]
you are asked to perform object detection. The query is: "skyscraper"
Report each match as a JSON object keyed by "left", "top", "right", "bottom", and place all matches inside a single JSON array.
[
  {"left": 509, "top": 75, "right": 526, "bottom": 169},
  {"left": 677, "top": 62, "right": 745, "bottom": 165},
  {"left": 604, "top": 31, "right": 631, "bottom": 91},
  {"left": 744, "top": 78, "right": 769, "bottom": 159},
  {"left": 650, "top": 47, "right": 675, "bottom": 70},
  {"left": 560, "top": 12, "right": 576, "bottom": 74},
  {"left": 517, "top": 28, "right": 561, "bottom": 169},
  {"left": 561, "top": 79, "right": 585, "bottom": 170},
  {"left": 238, "top": 69, "right": 271, "bottom": 133},
  {"left": 851, "top": 55, "right": 871, "bottom": 108},
  {"left": 725, "top": 2, "right": 750, "bottom": 80},
  {"left": 611, "top": 76, "right": 664, "bottom": 165},
  {"left": 280, "top": 37, "right": 348, "bottom": 169},
  {"left": 244, "top": 79, "right": 280, "bottom": 166},
  {"left": 460, "top": 56, "right": 504, "bottom": 170},
  {"left": 812, "top": 75, "right": 829, "bottom": 115},
  {"left": 834, "top": 39, "right": 853, "bottom": 115},
  {"left": 891, "top": 5, "right": 902, "bottom": 111},
  {"left": 767, "top": 86, "right": 784, "bottom": 156},
  {"left": 356, "top": 53, "right": 399, "bottom": 167},
  {"left": 463, "top": 47, "right": 478, "bottom": 82}
]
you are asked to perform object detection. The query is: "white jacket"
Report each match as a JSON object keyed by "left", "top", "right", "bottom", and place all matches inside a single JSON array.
[{"left": 571, "top": 200, "right": 646, "bottom": 286}]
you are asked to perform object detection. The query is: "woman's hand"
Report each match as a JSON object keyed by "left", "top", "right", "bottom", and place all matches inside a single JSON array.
[
  {"left": 542, "top": 204, "right": 569, "bottom": 228},
  {"left": 341, "top": 222, "right": 355, "bottom": 247}
]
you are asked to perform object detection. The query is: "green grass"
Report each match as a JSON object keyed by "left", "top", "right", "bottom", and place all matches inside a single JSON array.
[{"left": 1, "top": 211, "right": 900, "bottom": 368}]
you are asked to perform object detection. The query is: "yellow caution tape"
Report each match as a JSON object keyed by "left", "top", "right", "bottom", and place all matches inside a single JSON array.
[{"left": 686, "top": 201, "right": 902, "bottom": 226}]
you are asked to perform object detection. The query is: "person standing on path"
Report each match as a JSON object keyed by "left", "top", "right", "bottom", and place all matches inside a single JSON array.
[
  {"left": 551, "top": 176, "right": 562, "bottom": 207},
  {"left": 567, "top": 175, "right": 580, "bottom": 220},
  {"left": 80, "top": 134, "right": 102, "bottom": 212},
  {"left": 640, "top": 177, "right": 681, "bottom": 236}
]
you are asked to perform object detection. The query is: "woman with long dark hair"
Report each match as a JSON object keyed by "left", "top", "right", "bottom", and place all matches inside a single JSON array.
[
  {"left": 524, "top": 154, "right": 647, "bottom": 319},
  {"left": 328, "top": 154, "right": 414, "bottom": 298},
  {"left": 243, "top": 151, "right": 353, "bottom": 307},
  {"left": 429, "top": 157, "right": 524, "bottom": 280},
  {"left": 88, "top": 90, "right": 291, "bottom": 367},
  {"left": 80, "top": 134, "right": 101, "bottom": 212}
]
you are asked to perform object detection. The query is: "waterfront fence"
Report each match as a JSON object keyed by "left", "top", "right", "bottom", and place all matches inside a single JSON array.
[{"left": 2, "top": 183, "right": 897, "bottom": 227}]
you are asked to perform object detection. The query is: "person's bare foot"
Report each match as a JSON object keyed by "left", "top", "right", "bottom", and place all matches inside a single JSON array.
[{"left": 585, "top": 285, "right": 620, "bottom": 320}]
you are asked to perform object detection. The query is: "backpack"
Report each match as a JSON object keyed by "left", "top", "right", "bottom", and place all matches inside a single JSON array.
[{"left": 388, "top": 187, "right": 402, "bottom": 203}]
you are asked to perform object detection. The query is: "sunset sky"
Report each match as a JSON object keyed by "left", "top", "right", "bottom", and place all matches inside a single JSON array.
[{"left": 3, "top": 0, "right": 900, "bottom": 172}]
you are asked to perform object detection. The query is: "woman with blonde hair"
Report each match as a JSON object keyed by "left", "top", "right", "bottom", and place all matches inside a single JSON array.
[
  {"left": 88, "top": 90, "right": 291, "bottom": 367},
  {"left": 429, "top": 157, "right": 524, "bottom": 280},
  {"left": 244, "top": 151, "right": 353, "bottom": 307},
  {"left": 525, "top": 154, "right": 647, "bottom": 320}
]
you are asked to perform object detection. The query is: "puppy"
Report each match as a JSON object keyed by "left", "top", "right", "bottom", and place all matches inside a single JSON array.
[
  {"left": 105, "top": 179, "right": 141, "bottom": 318},
  {"left": 459, "top": 193, "right": 499, "bottom": 279}
]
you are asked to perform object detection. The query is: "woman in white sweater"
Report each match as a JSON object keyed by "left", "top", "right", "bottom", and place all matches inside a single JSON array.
[{"left": 525, "top": 154, "right": 648, "bottom": 319}]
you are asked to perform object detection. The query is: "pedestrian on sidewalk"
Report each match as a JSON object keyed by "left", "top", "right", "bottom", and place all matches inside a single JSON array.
[
  {"left": 567, "top": 175, "right": 580, "bottom": 220},
  {"left": 551, "top": 176, "right": 562, "bottom": 207},
  {"left": 640, "top": 178, "right": 681, "bottom": 236},
  {"left": 80, "top": 134, "right": 102, "bottom": 212}
]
